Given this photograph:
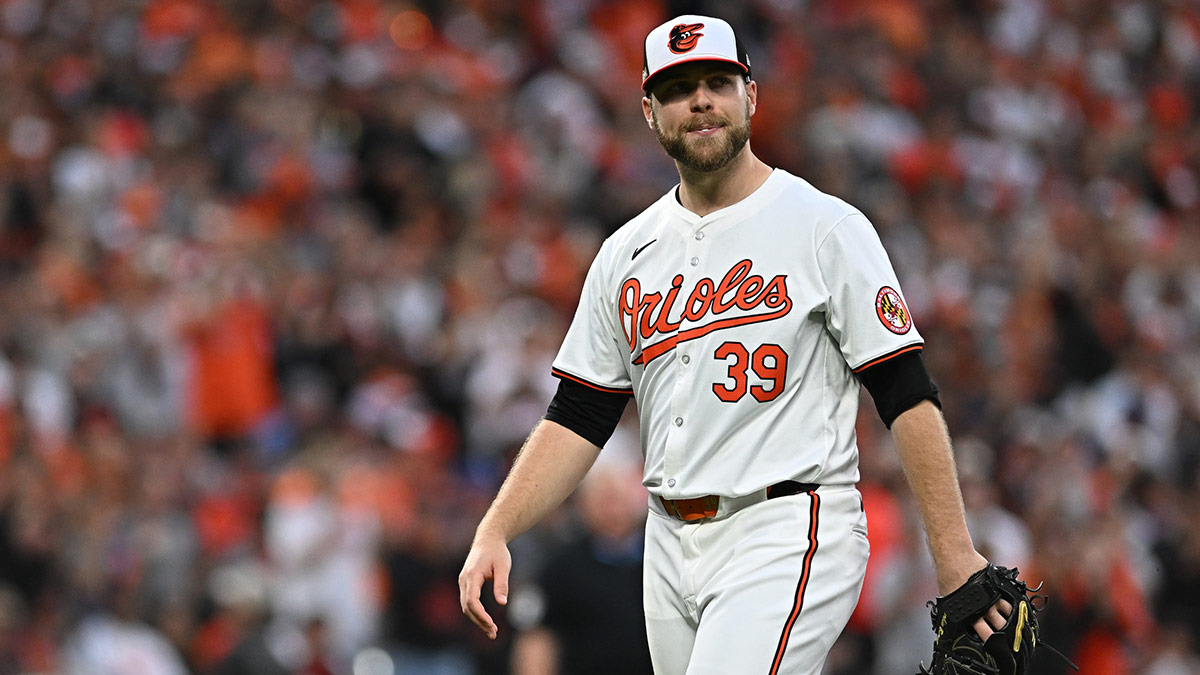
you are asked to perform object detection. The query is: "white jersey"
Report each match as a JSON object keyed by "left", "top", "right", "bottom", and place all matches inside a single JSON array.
[{"left": 552, "top": 169, "right": 922, "bottom": 499}]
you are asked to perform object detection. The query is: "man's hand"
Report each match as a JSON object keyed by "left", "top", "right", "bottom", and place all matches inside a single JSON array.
[
  {"left": 457, "top": 421, "right": 602, "bottom": 639},
  {"left": 936, "top": 551, "right": 1007, "bottom": 642},
  {"left": 917, "top": 564, "right": 1063, "bottom": 675},
  {"left": 459, "top": 533, "right": 512, "bottom": 640}
]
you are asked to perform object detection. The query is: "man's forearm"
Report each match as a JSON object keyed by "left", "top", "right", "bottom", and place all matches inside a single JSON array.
[
  {"left": 890, "top": 400, "right": 985, "bottom": 594},
  {"left": 475, "top": 419, "right": 602, "bottom": 544}
]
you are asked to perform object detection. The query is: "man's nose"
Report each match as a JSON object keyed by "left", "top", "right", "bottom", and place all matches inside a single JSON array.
[{"left": 689, "top": 84, "right": 714, "bottom": 112}]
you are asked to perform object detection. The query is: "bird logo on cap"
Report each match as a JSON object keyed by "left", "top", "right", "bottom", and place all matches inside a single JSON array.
[{"left": 668, "top": 22, "right": 704, "bottom": 54}]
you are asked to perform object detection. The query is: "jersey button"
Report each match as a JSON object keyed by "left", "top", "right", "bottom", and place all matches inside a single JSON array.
[
  {"left": 689, "top": 257, "right": 699, "bottom": 266},
  {"left": 695, "top": 232, "right": 704, "bottom": 240},
  {"left": 681, "top": 355, "right": 690, "bottom": 364},
  {"left": 674, "top": 417, "right": 683, "bottom": 426},
  {"left": 667, "top": 479, "right": 677, "bottom": 488}
]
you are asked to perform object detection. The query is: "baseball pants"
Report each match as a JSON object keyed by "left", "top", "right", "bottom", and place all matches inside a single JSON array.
[{"left": 643, "top": 484, "right": 869, "bottom": 675}]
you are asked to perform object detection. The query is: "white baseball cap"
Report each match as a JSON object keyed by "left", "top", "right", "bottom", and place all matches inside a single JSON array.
[{"left": 641, "top": 15, "right": 751, "bottom": 92}]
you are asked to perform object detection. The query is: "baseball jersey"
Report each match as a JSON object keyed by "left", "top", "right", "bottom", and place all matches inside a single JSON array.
[{"left": 551, "top": 169, "right": 922, "bottom": 499}]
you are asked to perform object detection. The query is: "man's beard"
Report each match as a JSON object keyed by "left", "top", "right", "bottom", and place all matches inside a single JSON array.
[{"left": 652, "top": 101, "right": 752, "bottom": 173}]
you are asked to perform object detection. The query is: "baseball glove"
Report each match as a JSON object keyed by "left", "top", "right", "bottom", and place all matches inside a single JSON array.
[{"left": 915, "top": 564, "right": 1072, "bottom": 675}]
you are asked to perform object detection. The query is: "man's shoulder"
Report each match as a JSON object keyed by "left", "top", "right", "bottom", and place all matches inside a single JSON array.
[
  {"left": 770, "top": 169, "right": 864, "bottom": 222},
  {"left": 616, "top": 188, "right": 676, "bottom": 236},
  {"left": 593, "top": 188, "right": 676, "bottom": 261}
]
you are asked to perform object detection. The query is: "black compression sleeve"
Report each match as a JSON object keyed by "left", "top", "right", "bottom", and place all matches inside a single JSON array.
[
  {"left": 856, "top": 350, "right": 941, "bottom": 429},
  {"left": 544, "top": 377, "right": 632, "bottom": 448}
]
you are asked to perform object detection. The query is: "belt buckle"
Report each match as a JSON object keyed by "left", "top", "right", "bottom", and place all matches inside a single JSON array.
[{"left": 662, "top": 495, "right": 720, "bottom": 521}]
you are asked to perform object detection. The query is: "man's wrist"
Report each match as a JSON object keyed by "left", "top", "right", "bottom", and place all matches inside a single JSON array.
[
  {"left": 474, "top": 520, "right": 510, "bottom": 546},
  {"left": 935, "top": 550, "right": 988, "bottom": 595}
]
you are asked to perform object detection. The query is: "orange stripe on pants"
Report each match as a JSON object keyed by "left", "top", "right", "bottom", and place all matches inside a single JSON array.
[{"left": 768, "top": 490, "right": 820, "bottom": 674}]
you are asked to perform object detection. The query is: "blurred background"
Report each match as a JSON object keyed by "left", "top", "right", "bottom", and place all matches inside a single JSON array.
[{"left": 0, "top": 0, "right": 1197, "bottom": 673}]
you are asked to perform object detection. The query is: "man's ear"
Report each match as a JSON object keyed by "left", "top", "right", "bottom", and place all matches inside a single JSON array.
[
  {"left": 746, "top": 80, "right": 758, "bottom": 116},
  {"left": 642, "top": 96, "right": 654, "bottom": 129}
]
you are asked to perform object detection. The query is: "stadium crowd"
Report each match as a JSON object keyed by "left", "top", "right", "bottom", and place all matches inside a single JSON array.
[{"left": 0, "top": 0, "right": 1198, "bottom": 673}]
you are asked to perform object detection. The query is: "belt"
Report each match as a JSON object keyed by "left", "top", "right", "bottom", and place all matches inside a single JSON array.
[{"left": 658, "top": 480, "right": 819, "bottom": 522}]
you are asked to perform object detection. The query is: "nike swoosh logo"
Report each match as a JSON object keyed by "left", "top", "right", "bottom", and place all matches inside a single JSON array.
[{"left": 631, "top": 239, "right": 657, "bottom": 260}]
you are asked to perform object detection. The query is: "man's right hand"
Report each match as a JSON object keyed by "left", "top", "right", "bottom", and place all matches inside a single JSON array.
[
  {"left": 458, "top": 534, "right": 512, "bottom": 640},
  {"left": 457, "top": 421, "right": 604, "bottom": 640}
]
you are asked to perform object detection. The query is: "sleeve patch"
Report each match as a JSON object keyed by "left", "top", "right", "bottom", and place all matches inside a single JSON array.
[{"left": 875, "top": 286, "right": 912, "bottom": 335}]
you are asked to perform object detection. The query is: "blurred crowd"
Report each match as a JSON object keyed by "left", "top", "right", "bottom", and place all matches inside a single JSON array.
[{"left": 0, "top": 0, "right": 1198, "bottom": 673}]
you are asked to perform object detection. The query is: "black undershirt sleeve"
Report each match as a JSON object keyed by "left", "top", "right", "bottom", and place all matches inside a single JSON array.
[
  {"left": 855, "top": 350, "right": 941, "bottom": 429},
  {"left": 544, "top": 377, "right": 633, "bottom": 448}
]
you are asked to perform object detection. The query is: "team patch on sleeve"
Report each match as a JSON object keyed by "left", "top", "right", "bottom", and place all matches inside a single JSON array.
[{"left": 875, "top": 286, "right": 912, "bottom": 334}]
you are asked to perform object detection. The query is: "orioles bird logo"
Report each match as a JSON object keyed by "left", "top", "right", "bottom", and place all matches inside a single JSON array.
[{"left": 668, "top": 23, "right": 704, "bottom": 53}]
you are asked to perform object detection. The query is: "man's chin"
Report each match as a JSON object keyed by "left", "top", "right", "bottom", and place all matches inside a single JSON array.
[
  {"left": 678, "top": 144, "right": 740, "bottom": 172},
  {"left": 656, "top": 122, "right": 749, "bottom": 172},
  {"left": 681, "top": 156, "right": 731, "bottom": 173}
]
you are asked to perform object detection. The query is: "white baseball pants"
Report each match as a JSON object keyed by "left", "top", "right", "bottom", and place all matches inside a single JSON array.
[{"left": 643, "top": 484, "right": 869, "bottom": 675}]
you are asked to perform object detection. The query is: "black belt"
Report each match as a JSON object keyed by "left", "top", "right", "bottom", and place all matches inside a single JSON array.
[
  {"left": 766, "top": 480, "right": 819, "bottom": 499},
  {"left": 660, "top": 480, "right": 819, "bottom": 521}
]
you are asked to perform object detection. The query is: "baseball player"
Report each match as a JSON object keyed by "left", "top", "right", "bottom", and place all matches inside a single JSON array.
[{"left": 460, "top": 15, "right": 1016, "bottom": 674}]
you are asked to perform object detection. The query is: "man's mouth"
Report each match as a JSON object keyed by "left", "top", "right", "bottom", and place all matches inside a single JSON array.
[{"left": 687, "top": 123, "right": 724, "bottom": 136}]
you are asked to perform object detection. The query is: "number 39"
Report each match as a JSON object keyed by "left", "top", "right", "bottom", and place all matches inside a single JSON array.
[{"left": 712, "top": 342, "right": 788, "bottom": 403}]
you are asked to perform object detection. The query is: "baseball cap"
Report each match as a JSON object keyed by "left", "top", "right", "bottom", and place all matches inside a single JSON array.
[{"left": 642, "top": 15, "right": 751, "bottom": 92}]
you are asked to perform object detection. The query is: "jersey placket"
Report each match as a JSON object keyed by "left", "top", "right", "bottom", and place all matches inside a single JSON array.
[{"left": 661, "top": 221, "right": 709, "bottom": 497}]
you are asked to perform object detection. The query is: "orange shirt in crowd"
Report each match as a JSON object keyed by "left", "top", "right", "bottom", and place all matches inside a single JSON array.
[{"left": 186, "top": 297, "right": 278, "bottom": 439}]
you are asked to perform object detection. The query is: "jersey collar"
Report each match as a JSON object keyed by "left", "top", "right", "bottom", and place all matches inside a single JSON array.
[{"left": 664, "top": 168, "right": 786, "bottom": 227}]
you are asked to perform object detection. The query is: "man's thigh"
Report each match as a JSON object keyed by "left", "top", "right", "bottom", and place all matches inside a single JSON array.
[
  {"left": 686, "top": 486, "right": 870, "bottom": 675},
  {"left": 643, "top": 508, "right": 698, "bottom": 675}
]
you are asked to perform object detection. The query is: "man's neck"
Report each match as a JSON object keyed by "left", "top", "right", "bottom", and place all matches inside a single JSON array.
[{"left": 676, "top": 148, "right": 773, "bottom": 217}]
